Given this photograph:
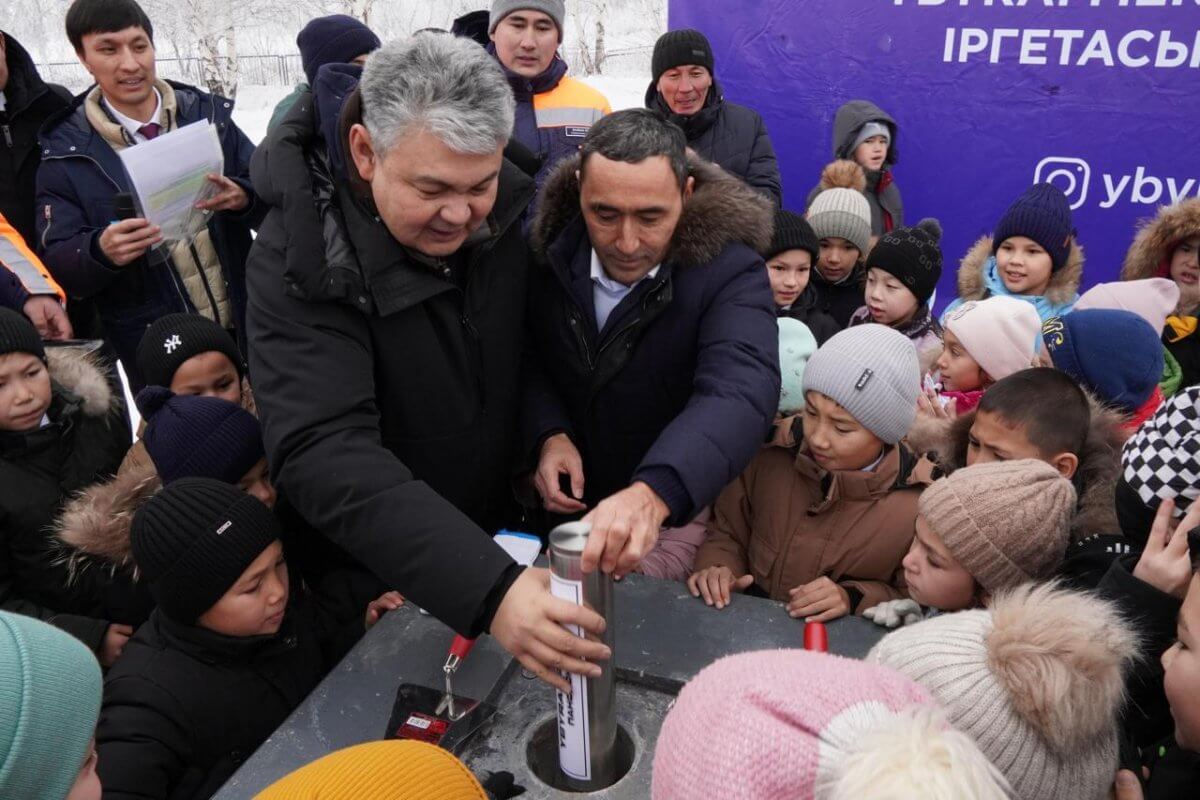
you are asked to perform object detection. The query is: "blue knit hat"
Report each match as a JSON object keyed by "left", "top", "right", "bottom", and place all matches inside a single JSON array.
[
  {"left": 136, "top": 386, "right": 265, "bottom": 485},
  {"left": 297, "top": 14, "right": 382, "bottom": 85},
  {"left": 1043, "top": 310, "right": 1163, "bottom": 413},
  {"left": 992, "top": 183, "right": 1075, "bottom": 272},
  {"left": 0, "top": 611, "right": 102, "bottom": 800}
]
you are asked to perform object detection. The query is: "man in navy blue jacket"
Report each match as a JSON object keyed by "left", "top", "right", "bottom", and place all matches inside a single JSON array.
[
  {"left": 35, "top": 0, "right": 263, "bottom": 388},
  {"left": 524, "top": 108, "right": 780, "bottom": 576}
]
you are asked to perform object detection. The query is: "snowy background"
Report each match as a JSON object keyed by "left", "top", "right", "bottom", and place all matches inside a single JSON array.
[{"left": 3, "top": 0, "right": 667, "bottom": 142}]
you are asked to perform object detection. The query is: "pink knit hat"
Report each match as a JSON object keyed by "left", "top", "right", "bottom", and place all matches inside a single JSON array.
[
  {"left": 943, "top": 296, "right": 1041, "bottom": 382},
  {"left": 1075, "top": 278, "right": 1180, "bottom": 337},
  {"left": 651, "top": 649, "right": 1009, "bottom": 800}
]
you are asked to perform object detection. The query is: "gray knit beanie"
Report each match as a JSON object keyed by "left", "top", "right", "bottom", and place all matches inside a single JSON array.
[
  {"left": 489, "top": 0, "right": 565, "bottom": 41},
  {"left": 919, "top": 459, "right": 1076, "bottom": 593},
  {"left": 868, "top": 584, "right": 1137, "bottom": 800},
  {"left": 807, "top": 187, "right": 872, "bottom": 254},
  {"left": 803, "top": 324, "right": 920, "bottom": 444}
]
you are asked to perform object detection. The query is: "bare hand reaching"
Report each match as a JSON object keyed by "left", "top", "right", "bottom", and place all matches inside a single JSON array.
[
  {"left": 22, "top": 295, "right": 73, "bottom": 340},
  {"left": 489, "top": 567, "right": 611, "bottom": 694},
  {"left": 687, "top": 565, "right": 754, "bottom": 609},
  {"left": 533, "top": 433, "right": 587, "bottom": 514},
  {"left": 581, "top": 482, "right": 668, "bottom": 578}
]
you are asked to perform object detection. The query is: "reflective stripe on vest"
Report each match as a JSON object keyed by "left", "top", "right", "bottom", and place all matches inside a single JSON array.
[{"left": 0, "top": 216, "right": 65, "bottom": 302}]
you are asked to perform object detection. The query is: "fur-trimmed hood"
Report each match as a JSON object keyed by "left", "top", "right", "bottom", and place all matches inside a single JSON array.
[
  {"left": 531, "top": 153, "right": 774, "bottom": 270},
  {"left": 957, "top": 234, "right": 1083, "bottom": 308},
  {"left": 905, "top": 393, "right": 1127, "bottom": 543},
  {"left": 46, "top": 347, "right": 116, "bottom": 419},
  {"left": 1121, "top": 198, "right": 1200, "bottom": 314},
  {"left": 55, "top": 463, "right": 160, "bottom": 578}
]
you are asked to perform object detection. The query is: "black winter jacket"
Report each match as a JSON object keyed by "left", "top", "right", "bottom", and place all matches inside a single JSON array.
[
  {"left": 96, "top": 602, "right": 339, "bottom": 800},
  {"left": 246, "top": 84, "right": 528, "bottom": 638},
  {"left": 0, "top": 348, "right": 133, "bottom": 652},
  {"left": 0, "top": 33, "right": 71, "bottom": 246},
  {"left": 647, "top": 81, "right": 781, "bottom": 206},
  {"left": 778, "top": 287, "right": 839, "bottom": 345},
  {"left": 523, "top": 155, "right": 780, "bottom": 524},
  {"left": 809, "top": 262, "right": 866, "bottom": 331}
]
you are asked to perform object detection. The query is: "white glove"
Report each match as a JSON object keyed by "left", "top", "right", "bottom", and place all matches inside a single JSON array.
[{"left": 862, "top": 598, "right": 924, "bottom": 629}]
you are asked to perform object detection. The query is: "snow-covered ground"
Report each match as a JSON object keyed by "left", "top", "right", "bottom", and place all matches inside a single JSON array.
[{"left": 231, "top": 74, "right": 651, "bottom": 144}]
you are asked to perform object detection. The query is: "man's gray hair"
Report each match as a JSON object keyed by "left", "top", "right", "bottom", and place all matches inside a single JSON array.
[{"left": 359, "top": 34, "right": 515, "bottom": 156}]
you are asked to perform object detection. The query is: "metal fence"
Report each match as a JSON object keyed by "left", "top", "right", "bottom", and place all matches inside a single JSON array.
[
  {"left": 36, "top": 54, "right": 305, "bottom": 94},
  {"left": 37, "top": 46, "right": 652, "bottom": 94}
]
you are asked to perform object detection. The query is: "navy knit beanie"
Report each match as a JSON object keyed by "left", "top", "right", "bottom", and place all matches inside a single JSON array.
[
  {"left": 992, "top": 183, "right": 1075, "bottom": 272},
  {"left": 131, "top": 478, "right": 280, "bottom": 623},
  {"left": 136, "top": 387, "right": 264, "bottom": 485},
  {"left": 767, "top": 210, "right": 820, "bottom": 263},
  {"left": 1042, "top": 310, "right": 1163, "bottom": 413},
  {"left": 135, "top": 313, "right": 244, "bottom": 390},
  {"left": 0, "top": 308, "right": 44, "bottom": 362},
  {"left": 297, "top": 14, "right": 382, "bottom": 86}
]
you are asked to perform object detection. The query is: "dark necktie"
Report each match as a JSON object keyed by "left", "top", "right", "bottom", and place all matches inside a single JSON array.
[{"left": 138, "top": 122, "right": 161, "bottom": 140}]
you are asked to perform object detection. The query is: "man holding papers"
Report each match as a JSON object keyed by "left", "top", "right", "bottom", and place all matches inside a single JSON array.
[{"left": 35, "top": 0, "right": 263, "bottom": 388}]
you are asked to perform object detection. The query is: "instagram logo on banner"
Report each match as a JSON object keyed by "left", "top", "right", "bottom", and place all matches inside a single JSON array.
[{"left": 1034, "top": 157, "right": 1092, "bottom": 210}]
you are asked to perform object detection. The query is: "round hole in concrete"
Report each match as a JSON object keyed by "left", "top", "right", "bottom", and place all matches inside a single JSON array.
[{"left": 525, "top": 716, "right": 635, "bottom": 793}]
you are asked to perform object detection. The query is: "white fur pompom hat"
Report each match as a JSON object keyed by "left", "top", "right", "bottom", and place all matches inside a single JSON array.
[{"left": 868, "top": 583, "right": 1137, "bottom": 800}]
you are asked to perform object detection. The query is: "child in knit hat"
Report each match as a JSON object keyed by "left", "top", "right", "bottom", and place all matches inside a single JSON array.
[
  {"left": 136, "top": 313, "right": 247, "bottom": 404},
  {"left": 691, "top": 324, "right": 934, "bottom": 621},
  {"left": 1076, "top": 278, "right": 1184, "bottom": 398},
  {"left": 255, "top": 740, "right": 497, "bottom": 799},
  {"left": 1043, "top": 309, "right": 1165, "bottom": 432},
  {"left": 651, "top": 649, "right": 1008, "bottom": 800},
  {"left": 0, "top": 610, "right": 104, "bottom": 800},
  {"left": 805, "top": 164, "right": 874, "bottom": 329},
  {"left": 806, "top": 100, "right": 904, "bottom": 238},
  {"left": 919, "top": 295, "right": 1041, "bottom": 416},
  {"left": 863, "top": 459, "right": 1075, "bottom": 628},
  {"left": 849, "top": 218, "right": 944, "bottom": 375},
  {"left": 57, "top": 388, "right": 275, "bottom": 577},
  {"left": 124, "top": 312, "right": 255, "bottom": 476},
  {"left": 869, "top": 583, "right": 1138, "bottom": 800},
  {"left": 942, "top": 183, "right": 1082, "bottom": 325},
  {"left": 1121, "top": 197, "right": 1200, "bottom": 390},
  {"left": 98, "top": 479, "right": 402, "bottom": 799},
  {"left": 765, "top": 209, "right": 839, "bottom": 343},
  {"left": 910, "top": 367, "right": 1127, "bottom": 544},
  {"left": 0, "top": 307, "right": 139, "bottom": 667}
]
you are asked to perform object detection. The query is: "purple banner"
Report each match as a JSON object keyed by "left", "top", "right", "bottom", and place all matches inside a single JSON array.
[{"left": 668, "top": 0, "right": 1200, "bottom": 308}]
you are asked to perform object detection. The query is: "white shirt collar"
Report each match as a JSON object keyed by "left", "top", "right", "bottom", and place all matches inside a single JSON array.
[
  {"left": 0, "top": 92, "right": 7, "bottom": 113},
  {"left": 589, "top": 250, "right": 661, "bottom": 290},
  {"left": 102, "top": 88, "right": 163, "bottom": 142}
]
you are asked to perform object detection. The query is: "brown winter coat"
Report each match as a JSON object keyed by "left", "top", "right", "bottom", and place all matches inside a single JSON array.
[
  {"left": 696, "top": 444, "right": 935, "bottom": 612},
  {"left": 906, "top": 394, "right": 1127, "bottom": 543},
  {"left": 1121, "top": 197, "right": 1200, "bottom": 315}
]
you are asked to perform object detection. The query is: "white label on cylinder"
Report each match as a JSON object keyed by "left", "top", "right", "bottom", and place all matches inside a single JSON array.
[{"left": 550, "top": 572, "right": 591, "bottom": 782}]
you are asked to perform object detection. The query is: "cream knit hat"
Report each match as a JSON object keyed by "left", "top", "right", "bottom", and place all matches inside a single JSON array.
[
  {"left": 918, "top": 459, "right": 1076, "bottom": 592},
  {"left": 868, "top": 584, "right": 1137, "bottom": 800}
]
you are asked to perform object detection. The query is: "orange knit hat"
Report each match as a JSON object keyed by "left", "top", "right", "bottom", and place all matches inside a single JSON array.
[{"left": 254, "top": 740, "right": 487, "bottom": 799}]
